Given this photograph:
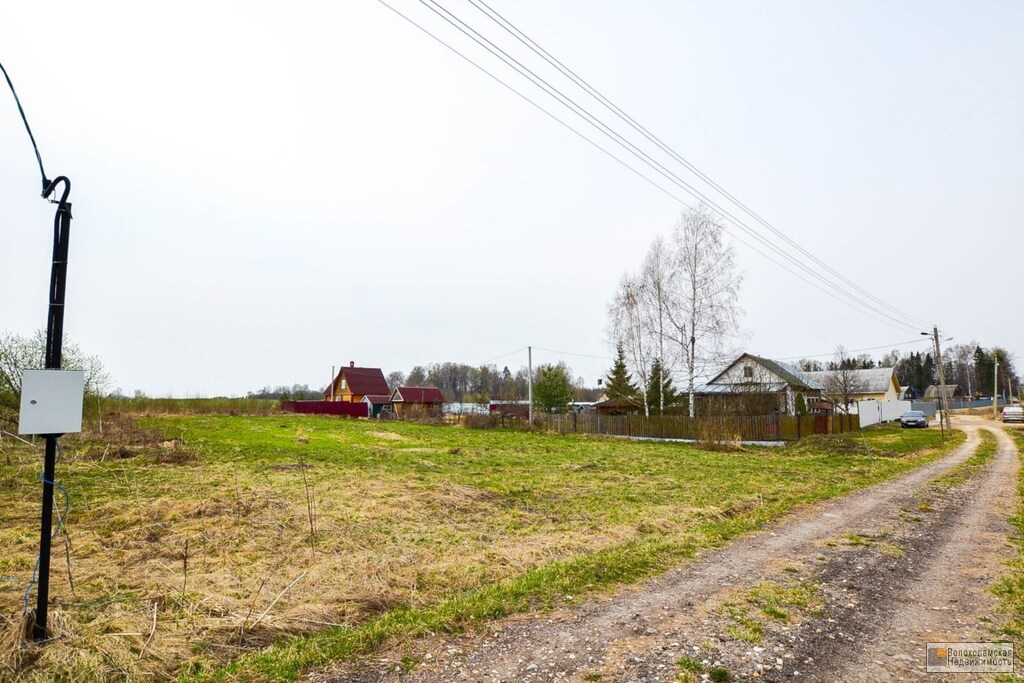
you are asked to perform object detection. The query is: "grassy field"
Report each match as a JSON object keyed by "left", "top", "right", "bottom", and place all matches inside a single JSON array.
[{"left": 0, "top": 414, "right": 960, "bottom": 682}]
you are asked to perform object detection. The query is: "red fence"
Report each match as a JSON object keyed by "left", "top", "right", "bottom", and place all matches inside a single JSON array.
[{"left": 281, "top": 400, "right": 369, "bottom": 417}]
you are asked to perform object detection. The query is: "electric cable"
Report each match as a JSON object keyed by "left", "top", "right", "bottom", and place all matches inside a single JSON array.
[
  {"left": 0, "top": 59, "right": 48, "bottom": 192},
  {"left": 408, "top": 0, "right": 923, "bottom": 333},
  {"left": 776, "top": 337, "right": 933, "bottom": 361},
  {"left": 478, "top": 346, "right": 528, "bottom": 365},
  {"left": 463, "top": 0, "right": 930, "bottom": 329},
  {"left": 532, "top": 346, "right": 614, "bottom": 362},
  {"left": 376, "top": 1, "right": 927, "bottom": 335}
]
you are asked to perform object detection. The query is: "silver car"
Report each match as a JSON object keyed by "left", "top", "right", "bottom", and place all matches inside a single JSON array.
[
  {"left": 900, "top": 411, "right": 929, "bottom": 428},
  {"left": 1002, "top": 406, "right": 1024, "bottom": 423}
]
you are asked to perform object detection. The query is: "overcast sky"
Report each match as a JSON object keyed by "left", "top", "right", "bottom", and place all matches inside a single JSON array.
[{"left": 2, "top": 0, "right": 1021, "bottom": 396}]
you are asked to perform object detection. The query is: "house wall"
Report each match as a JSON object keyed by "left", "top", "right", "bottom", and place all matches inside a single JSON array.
[
  {"left": 394, "top": 402, "right": 443, "bottom": 418},
  {"left": 714, "top": 359, "right": 786, "bottom": 385},
  {"left": 326, "top": 374, "right": 354, "bottom": 402},
  {"left": 326, "top": 373, "right": 361, "bottom": 402}
]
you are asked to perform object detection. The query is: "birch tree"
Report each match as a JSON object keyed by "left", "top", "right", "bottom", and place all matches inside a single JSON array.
[
  {"left": 608, "top": 273, "right": 654, "bottom": 416},
  {"left": 639, "top": 236, "right": 675, "bottom": 416},
  {"left": 664, "top": 206, "right": 742, "bottom": 418}
]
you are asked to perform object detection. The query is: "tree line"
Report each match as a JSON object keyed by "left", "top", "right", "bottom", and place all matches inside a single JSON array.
[{"left": 385, "top": 361, "right": 602, "bottom": 407}]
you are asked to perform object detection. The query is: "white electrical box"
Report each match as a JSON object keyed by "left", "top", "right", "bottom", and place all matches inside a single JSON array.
[{"left": 18, "top": 369, "right": 85, "bottom": 435}]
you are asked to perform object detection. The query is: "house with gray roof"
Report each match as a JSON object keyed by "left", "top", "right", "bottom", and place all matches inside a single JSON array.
[
  {"left": 695, "top": 353, "right": 826, "bottom": 415},
  {"left": 801, "top": 367, "right": 901, "bottom": 406}
]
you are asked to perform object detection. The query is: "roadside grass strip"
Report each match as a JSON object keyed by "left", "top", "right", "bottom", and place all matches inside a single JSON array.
[{"left": 993, "top": 429, "right": 1024, "bottom": 680}]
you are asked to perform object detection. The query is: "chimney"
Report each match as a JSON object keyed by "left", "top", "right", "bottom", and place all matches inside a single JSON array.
[{"left": 349, "top": 361, "right": 355, "bottom": 368}]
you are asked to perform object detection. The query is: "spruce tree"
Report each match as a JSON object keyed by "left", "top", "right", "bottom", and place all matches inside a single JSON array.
[
  {"left": 646, "top": 358, "right": 679, "bottom": 414},
  {"left": 604, "top": 344, "right": 640, "bottom": 405}
]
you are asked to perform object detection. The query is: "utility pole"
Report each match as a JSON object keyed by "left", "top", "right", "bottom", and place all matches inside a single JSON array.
[
  {"left": 994, "top": 358, "right": 1000, "bottom": 420},
  {"left": 929, "top": 326, "right": 952, "bottom": 433},
  {"left": 35, "top": 177, "right": 73, "bottom": 640},
  {"left": 527, "top": 346, "right": 533, "bottom": 427},
  {"left": 2, "top": 60, "right": 76, "bottom": 641}
]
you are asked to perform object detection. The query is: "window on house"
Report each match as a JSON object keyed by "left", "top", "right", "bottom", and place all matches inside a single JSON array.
[
  {"left": 743, "top": 366, "right": 754, "bottom": 379},
  {"left": 340, "top": 379, "right": 347, "bottom": 390}
]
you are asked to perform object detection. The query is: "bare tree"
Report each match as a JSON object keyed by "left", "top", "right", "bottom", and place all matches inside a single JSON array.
[
  {"left": 608, "top": 273, "right": 653, "bottom": 416},
  {"left": 639, "top": 236, "right": 675, "bottom": 416},
  {"left": 824, "top": 346, "right": 867, "bottom": 412},
  {"left": 795, "top": 358, "right": 824, "bottom": 372},
  {"left": 664, "top": 206, "right": 743, "bottom": 417},
  {"left": 0, "top": 329, "right": 110, "bottom": 408}
]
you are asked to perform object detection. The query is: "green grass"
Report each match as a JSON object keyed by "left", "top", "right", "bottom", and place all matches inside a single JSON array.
[
  {"left": 709, "top": 667, "right": 732, "bottom": 683},
  {"left": 676, "top": 655, "right": 703, "bottom": 672},
  {"left": 0, "top": 415, "right": 961, "bottom": 682},
  {"left": 720, "top": 579, "right": 822, "bottom": 644},
  {"left": 930, "top": 429, "right": 998, "bottom": 490},
  {"left": 993, "top": 429, "right": 1024, "bottom": 678}
]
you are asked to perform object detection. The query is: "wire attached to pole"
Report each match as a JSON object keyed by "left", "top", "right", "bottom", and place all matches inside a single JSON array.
[
  {"left": 0, "top": 59, "right": 49, "bottom": 194},
  {"left": 23, "top": 441, "right": 71, "bottom": 614}
]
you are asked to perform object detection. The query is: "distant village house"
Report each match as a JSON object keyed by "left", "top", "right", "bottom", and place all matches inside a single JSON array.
[{"left": 324, "top": 362, "right": 390, "bottom": 403}]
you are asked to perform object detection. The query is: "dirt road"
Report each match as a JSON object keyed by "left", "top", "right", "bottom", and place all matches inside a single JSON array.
[{"left": 323, "top": 418, "right": 1019, "bottom": 683}]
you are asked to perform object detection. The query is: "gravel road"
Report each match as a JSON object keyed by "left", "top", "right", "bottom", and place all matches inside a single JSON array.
[{"left": 318, "top": 418, "right": 1019, "bottom": 683}]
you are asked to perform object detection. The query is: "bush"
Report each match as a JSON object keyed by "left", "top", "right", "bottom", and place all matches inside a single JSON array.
[{"left": 463, "top": 413, "right": 499, "bottom": 429}]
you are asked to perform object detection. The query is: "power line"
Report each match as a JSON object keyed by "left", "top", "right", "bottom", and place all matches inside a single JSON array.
[
  {"left": 532, "top": 346, "right": 614, "bottom": 362},
  {"left": 376, "top": 0, "right": 921, "bottom": 335},
  {"left": 479, "top": 346, "right": 528, "bottom": 365},
  {"left": 406, "top": 0, "right": 923, "bottom": 333},
  {"left": 776, "top": 337, "right": 932, "bottom": 361},
  {"left": 1, "top": 59, "right": 48, "bottom": 192},
  {"left": 463, "top": 0, "right": 930, "bottom": 329}
]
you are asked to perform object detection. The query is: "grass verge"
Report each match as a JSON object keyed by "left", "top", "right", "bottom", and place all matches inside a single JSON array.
[{"left": 993, "top": 428, "right": 1024, "bottom": 680}]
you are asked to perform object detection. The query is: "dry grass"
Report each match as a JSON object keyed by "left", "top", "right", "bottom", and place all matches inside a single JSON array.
[{"left": 0, "top": 414, "right": 957, "bottom": 682}]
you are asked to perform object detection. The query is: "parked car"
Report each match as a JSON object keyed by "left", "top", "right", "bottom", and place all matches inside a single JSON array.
[
  {"left": 900, "top": 410, "right": 929, "bottom": 428},
  {"left": 1003, "top": 406, "right": 1024, "bottom": 424}
]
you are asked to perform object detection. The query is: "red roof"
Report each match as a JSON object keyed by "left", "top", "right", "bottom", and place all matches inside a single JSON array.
[
  {"left": 393, "top": 386, "right": 445, "bottom": 403},
  {"left": 362, "top": 394, "right": 393, "bottom": 405},
  {"left": 332, "top": 366, "right": 390, "bottom": 396}
]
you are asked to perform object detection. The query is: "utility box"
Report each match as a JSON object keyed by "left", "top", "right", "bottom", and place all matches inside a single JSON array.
[{"left": 18, "top": 369, "right": 85, "bottom": 435}]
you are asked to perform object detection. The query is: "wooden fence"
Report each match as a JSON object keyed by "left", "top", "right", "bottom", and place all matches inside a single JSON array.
[{"left": 528, "top": 412, "right": 860, "bottom": 442}]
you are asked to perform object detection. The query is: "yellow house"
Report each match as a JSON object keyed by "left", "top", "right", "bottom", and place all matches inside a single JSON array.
[{"left": 803, "top": 367, "right": 901, "bottom": 404}]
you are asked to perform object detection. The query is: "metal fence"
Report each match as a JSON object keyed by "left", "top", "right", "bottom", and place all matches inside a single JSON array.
[
  {"left": 281, "top": 400, "right": 369, "bottom": 417},
  {"left": 857, "top": 400, "right": 912, "bottom": 427},
  {"left": 528, "top": 412, "right": 860, "bottom": 442}
]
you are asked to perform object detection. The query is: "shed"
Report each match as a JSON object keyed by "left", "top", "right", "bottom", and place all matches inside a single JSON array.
[
  {"left": 391, "top": 386, "right": 445, "bottom": 418},
  {"left": 361, "top": 394, "right": 394, "bottom": 418}
]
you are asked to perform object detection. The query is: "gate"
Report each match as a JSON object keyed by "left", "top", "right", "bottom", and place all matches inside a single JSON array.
[{"left": 813, "top": 414, "right": 829, "bottom": 434}]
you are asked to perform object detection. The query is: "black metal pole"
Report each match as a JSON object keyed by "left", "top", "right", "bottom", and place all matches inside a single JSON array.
[{"left": 33, "top": 176, "right": 71, "bottom": 641}]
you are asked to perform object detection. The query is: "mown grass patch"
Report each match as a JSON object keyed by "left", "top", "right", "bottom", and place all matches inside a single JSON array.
[{"left": 0, "top": 414, "right": 964, "bottom": 682}]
